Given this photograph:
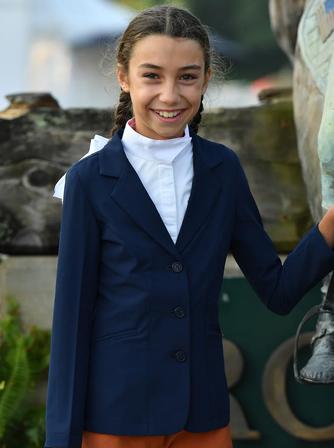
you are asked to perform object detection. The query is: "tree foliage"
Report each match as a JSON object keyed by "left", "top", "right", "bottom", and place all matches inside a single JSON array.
[{"left": 183, "top": 0, "right": 289, "bottom": 78}]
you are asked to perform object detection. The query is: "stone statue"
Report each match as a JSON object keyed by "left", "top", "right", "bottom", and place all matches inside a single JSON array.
[{"left": 269, "top": 0, "right": 334, "bottom": 383}]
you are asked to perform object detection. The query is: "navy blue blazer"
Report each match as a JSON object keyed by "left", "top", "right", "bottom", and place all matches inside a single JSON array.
[{"left": 44, "top": 126, "right": 334, "bottom": 447}]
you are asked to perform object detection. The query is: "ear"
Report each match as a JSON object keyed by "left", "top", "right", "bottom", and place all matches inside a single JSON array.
[
  {"left": 202, "top": 67, "right": 212, "bottom": 95},
  {"left": 116, "top": 63, "right": 130, "bottom": 92}
]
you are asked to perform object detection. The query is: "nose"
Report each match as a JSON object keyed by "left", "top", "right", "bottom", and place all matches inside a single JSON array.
[{"left": 159, "top": 80, "right": 180, "bottom": 105}]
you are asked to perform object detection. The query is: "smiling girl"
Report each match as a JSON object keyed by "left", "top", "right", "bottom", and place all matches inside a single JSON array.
[
  {"left": 114, "top": 32, "right": 210, "bottom": 140},
  {"left": 45, "top": 4, "right": 334, "bottom": 448}
]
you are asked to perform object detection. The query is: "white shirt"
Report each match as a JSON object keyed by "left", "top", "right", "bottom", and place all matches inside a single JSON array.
[{"left": 53, "top": 119, "right": 194, "bottom": 243}]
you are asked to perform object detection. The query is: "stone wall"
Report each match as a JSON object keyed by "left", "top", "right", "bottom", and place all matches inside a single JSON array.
[{"left": 0, "top": 90, "right": 308, "bottom": 325}]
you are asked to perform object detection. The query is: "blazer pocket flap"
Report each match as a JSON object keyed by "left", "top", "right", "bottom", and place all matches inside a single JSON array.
[{"left": 93, "top": 327, "right": 139, "bottom": 343}]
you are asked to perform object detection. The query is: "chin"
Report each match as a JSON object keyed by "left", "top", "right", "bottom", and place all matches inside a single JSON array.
[
  {"left": 158, "top": 130, "right": 184, "bottom": 139},
  {"left": 138, "top": 119, "right": 187, "bottom": 139},
  {"left": 156, "top": 123, "right": 187, "bottom": 136}
]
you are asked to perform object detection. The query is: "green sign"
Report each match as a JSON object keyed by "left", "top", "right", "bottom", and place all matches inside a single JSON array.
[{"left": 220, "top": 277, "right": 334, "bottom": 447}]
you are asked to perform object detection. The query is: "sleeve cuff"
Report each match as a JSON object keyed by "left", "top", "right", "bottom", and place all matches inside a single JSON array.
[{"left": 313, "top": 221, "right": 334, "bottom": 257}]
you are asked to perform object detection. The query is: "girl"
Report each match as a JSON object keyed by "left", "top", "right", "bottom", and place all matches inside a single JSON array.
[{"left": 45, "top": 4, "right": 334, "bottom": 448}]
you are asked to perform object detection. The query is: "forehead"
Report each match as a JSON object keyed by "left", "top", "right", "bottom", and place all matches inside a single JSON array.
[{"left": 129, "top": 34, "right": 205, "bottom": 68}]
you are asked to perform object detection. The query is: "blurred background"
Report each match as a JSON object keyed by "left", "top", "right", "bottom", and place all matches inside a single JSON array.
[
  {"left": 0, "top": 0, "right": 292, "bottom": 111},
  {"left": 5, "top": 2, "right": 334, "bottom": 448}
]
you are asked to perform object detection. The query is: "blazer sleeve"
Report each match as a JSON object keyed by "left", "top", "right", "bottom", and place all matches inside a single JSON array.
[
  {"left": 230, "top": 154, "right": 334, "bottom": 315},
  {"left": 44, "top": 166, "right": 101, "bottom": 448}
]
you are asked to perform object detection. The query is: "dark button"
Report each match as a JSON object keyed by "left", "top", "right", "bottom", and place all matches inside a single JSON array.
[
  {"left": 174, "top": 350, "right": 187, "bottom": 362},
  {"left": 173, "top": 306, "right": 185, "bottom": 318},
  {"left": 171, "top": 261, "right": 183, "bottom": 273}
]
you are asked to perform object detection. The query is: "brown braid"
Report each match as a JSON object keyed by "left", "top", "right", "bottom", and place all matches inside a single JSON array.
[
  {"left": 110, "top": 89, "right": 132, "bottom": 136},
  {"left": 189, "top": 95, "right": 204, "bottom": 134}
]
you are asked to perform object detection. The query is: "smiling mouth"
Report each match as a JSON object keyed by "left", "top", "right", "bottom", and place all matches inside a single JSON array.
[{"left": 153, "top": 110, "right": 184, "bottom": 118}]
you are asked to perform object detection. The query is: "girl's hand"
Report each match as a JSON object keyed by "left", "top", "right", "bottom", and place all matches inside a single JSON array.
[{"left": 318, "top": 205, "right": 334, "bottom": 248}]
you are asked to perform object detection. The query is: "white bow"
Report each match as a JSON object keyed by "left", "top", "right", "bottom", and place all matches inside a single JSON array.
[{"left": 53, "top": 134, "right": 110, "bottom": 202}]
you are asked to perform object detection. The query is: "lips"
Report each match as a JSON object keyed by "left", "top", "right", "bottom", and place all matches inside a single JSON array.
[{"left": 151, "top": 109, "right": 186, "bottom": 123}]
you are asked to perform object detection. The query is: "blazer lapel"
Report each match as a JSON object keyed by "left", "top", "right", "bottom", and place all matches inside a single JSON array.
[
  {"left": 175, "top": 131, "right": 223, "bottom": 253},
  {"left": 98, "top": 127, "right": 225, "bottom": 257}
]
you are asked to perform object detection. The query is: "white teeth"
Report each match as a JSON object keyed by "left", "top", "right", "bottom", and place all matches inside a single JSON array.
[{"left": 156, "top": 111, "right": 180, "bottom": 118}]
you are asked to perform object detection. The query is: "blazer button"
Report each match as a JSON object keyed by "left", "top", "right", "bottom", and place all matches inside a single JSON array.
[
  {"left": 173, "top": 306, "right": 185, "bottom": 318},
  {"left": 171, "top": 261, "right": 183, "bottom": 272},
  {"left": 174, "top": 350, "right": 187, "bottom": 362}
]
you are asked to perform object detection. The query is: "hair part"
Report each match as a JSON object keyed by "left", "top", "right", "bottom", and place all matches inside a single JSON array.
[{"left": 109, "top": 4, "right": 222, "bottom": 136}]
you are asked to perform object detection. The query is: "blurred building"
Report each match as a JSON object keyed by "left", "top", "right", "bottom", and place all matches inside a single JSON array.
[{"left": 0, "top": 0, "right": 136, "bottom": 110}]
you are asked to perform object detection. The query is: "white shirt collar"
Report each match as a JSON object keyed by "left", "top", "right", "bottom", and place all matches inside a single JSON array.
[{"left": 121, "top": 118, "right": 192, "bottom": 164}]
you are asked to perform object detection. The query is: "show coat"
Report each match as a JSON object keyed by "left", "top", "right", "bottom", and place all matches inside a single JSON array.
[{"left": 44, "top": 126, "right": 334, "bottom": 448}]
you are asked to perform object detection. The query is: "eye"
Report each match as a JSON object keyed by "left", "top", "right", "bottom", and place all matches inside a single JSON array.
[
  {"left": 143, "top": 73, "right": 159, "bottom": 79},
  {"left": 180, "top": 74, "right": 197, "bottom": 80}
]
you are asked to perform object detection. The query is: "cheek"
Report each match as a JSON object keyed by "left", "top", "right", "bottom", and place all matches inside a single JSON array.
[
  {"left": 183, "top": 85, "right": 203, "bottom": 105},
  {"left": 187, "top": 93, "right": 202, "bottom": 111},
  {"left": 131, "top": 86, "right": 157, "bottom": 108}
]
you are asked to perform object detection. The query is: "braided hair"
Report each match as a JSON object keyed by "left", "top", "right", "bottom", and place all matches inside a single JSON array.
[
  {"left": 110, "top": 5, "right": 212, "bottom": 136},
  {"left": 189, "top": 95, "right": 204, "bottom": 135},
  {"left": 112, "top": 90, "right": 132, "bottom": 135}
]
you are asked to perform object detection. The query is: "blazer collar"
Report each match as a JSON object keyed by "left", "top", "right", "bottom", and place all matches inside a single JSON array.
[
  {"left": 98, "top": 126, "right": 225, "bottom": 257},
  {"left": 99, "top": 127, "right": 224, "bottom": 176}
]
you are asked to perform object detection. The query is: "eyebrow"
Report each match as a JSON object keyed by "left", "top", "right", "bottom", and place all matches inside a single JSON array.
[{"left": 138, "top": 63, "right": 202, "bottom": 70}]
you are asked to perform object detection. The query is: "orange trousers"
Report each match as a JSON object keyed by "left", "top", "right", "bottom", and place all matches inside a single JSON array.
[{"left": 81, "top": 425, "right": 233, "bottom": 448}]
